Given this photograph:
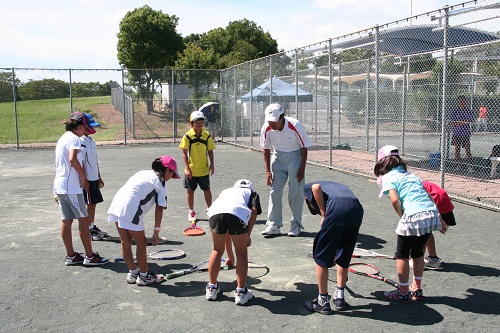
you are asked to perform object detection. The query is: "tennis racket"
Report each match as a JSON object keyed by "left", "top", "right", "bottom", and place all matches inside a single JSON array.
[
  {"left": 114, "top": 248, "right": 185, "bottom": 262},
  {"left": 183, "top": 224, "right": 205, "bottom": 236},
  {"left": 166, "top": 259, "right": 268, "bottom": 280},
  {"left": 166, "top": 258, "right": 226, "bottom": 280},
  {"left": 100, "top": 235, "right": 169, "bottom": 245},
  {"left": 348, "top": 263, "right": 399, "bottom": 288},
  {"left": 352, "top": 248, "right": 396, "bottom": 260}
]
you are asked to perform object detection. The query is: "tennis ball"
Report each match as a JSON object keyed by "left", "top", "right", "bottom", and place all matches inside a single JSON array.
[{"left": 54, "top": 195, "right": 59, "bottom": 204}]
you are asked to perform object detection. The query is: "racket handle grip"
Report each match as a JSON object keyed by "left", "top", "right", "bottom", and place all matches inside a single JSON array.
[
  {"left": 384, "top": 278, "right": 399, "bottom": 288},
  {"left": 166, "top": 270, "right": 187, "bottom": 280},
  {"left": 113, "top": 257, "right": 124, "bottom": 262}
]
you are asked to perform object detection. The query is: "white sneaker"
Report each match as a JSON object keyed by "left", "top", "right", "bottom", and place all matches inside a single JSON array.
[
  {"left": 235, "top": 289, "right": 254, "bottom": 305},
  {"left": 261, "top": 225, "right": 280, "bottom": 235},
  {"left": 287, "top": 224, "right": 301, "bottom": 237},
  {"left": 188, "top": 211, "right": 197, "bottom": 223},
  {"left": 136, "top": 270, "right": 165, "bottom": 286},
  {"left": 126, "top": 272, "right": 138, "bottom": 284},
  {"left": 206, "top": 283, "right": 220, "bottom": 301},
  {"left": 424, "top": 256, "right": 442, "bottom": 268}
]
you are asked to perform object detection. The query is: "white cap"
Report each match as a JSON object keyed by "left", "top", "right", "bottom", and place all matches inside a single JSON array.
[
  {"left": 234, "top": 179, "right": 254, "bottom": 191},
  {"left": 264, "top": 103, "right": 284, "bottom": 122},
  {"left": 190, "top": 111, "right": 206, "bottom": 122}
]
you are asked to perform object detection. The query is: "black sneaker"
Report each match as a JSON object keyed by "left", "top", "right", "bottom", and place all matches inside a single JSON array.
[
  {"left": 83, "top": 252, "right": 109, "bottom": 266},
  {"left": 304, "top": 297, "right": 333, "bottom": 315},
  {"left": 333, "top": 287, "right": 346, "bottom": 311},
  {"left": 65, "top": 252, "right": 84, "bottom": 266},
  {"left": 90, "top": 225, "right": 107, "bottom": 241},
  {"left": 333, "top": 296, "right": 346, "bottom": 311}
]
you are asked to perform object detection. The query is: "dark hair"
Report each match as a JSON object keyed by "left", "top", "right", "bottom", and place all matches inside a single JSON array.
[
  {"left": 152, "top": 157, "right": 167, "bottom": 186},
  {"left": 65, "top": 119, "right": 83, "bottom": 132},
  {"left": 374, "top": 156, "right": 407, "bottom": 176}
]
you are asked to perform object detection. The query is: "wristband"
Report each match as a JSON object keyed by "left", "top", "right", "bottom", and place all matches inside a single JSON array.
[{"left": 154, "top": 226, "right": 161, "bottom": 232}]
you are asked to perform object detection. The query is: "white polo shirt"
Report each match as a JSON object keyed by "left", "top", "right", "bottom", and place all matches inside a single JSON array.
[
  {"left": 207, "top": 187, "right": 256, "bottom": 224},
  {"left": 81, "top": 135, "right": 99, "bottom": 181},
  {"left": 107, "top": 170, "right": 167, "bottom": 227},
  {"left": 260, "top": 117, "right": 312, "bottom": 152},
  {"left": 53, "top": 131, "right": 84, "bottom": 195}
]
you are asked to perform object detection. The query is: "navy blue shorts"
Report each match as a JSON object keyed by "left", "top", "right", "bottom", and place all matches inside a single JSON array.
[{"left": 313, "top": 223, "right": 360, "bottom": 269}]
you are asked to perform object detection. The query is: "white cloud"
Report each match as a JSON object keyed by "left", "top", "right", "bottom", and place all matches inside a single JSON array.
[{"left": 1, "top": 0, "right": 472, "bottom": 72}]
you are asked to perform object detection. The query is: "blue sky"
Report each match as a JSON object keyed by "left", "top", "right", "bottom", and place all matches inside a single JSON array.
[{"left": 0, "top": 0, "right": 458, "bottom": 69}]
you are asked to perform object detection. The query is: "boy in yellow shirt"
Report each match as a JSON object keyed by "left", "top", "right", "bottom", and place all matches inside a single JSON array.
[{"left": 179, "top": 111, "right": 215, "bottom": 224}]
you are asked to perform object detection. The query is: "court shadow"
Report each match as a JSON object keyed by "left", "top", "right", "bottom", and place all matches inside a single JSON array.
[
  {"left": 439, "top": 263, "right": 500, "bottom": 277},
  {"left": 355, "top": 234, "right": 389, "bottom": 251},
  {"left": 254, "top": 219, "right": 268, "bottom": 226},
  {"left": 424, "top": 288, "right": 500, "bottom": 315}
]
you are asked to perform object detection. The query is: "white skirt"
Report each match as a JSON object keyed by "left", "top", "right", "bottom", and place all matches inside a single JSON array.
[
  {"left": 108, "top": 213, "right": 145, "bottom": 232},
  {"left": 396, "top": 210, "right": 441, "bottom": 236}
]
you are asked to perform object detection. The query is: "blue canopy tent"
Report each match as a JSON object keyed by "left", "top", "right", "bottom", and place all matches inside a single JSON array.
[{"left": 240, "top": 76, "right": 313, "bottom": 103}]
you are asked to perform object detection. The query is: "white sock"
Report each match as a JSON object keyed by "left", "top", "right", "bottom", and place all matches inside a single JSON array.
[
  {"left": 130, "top": 268, "right": 139, "bottom": 274},
  {"left": 89, "top": 222, "right": 95, "bottom": 229},
  {"left": 335, "top": 287, "right": 345, "bottom": 299}
]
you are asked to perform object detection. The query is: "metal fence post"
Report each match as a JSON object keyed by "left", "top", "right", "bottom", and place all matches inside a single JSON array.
[
  {"left": 172, "top": 69, "right": 177, "bottom": 141},
  {"left": 12, "top": 68, "right": 19, "bottom": 150},
  {"left": 69, "top": 68, "right": 73, "bottom": 114},
  {"left": 121, "top": 68, "right": 127, "bottom": 145},
  {"left": 337, "top": 60, "right": 342, "bottom": 146},
  {"left": 328, "top": 39, "right": 333, "bottom": 166},
  {"left": 374, "top": 25, "right": 380, "bottom": 161},
  {"left": 295, "top": 49, "right": 299, "bottom": 119},
  {"left": 439, "top": 6, "right": 450, "bottom": 188}
]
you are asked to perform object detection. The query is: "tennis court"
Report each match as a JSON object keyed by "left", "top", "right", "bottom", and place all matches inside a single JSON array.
[{"left": 0, "top": 143, "right": 498, "bottom": 332}]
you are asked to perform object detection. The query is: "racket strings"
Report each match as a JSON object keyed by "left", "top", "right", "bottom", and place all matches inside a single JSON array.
[
  {"left": 149, "top": 249, "right": 185, "bottom": 259},
  {"left": 350, "top": 264, "right": 379, "bottom": 275}
]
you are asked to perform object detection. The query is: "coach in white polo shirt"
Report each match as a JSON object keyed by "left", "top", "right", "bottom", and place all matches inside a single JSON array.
[{"left": 259, "top": 103, "right": 312, "bottom": 237}]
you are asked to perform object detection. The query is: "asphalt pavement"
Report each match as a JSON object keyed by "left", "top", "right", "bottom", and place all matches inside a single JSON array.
[{"left": 0, "top": 143, "right": 498, "bottom": 332}]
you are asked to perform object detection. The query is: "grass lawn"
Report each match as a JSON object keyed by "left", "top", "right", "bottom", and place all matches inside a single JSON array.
[{"left": 0, "top": 96, "right": 122, "bottom": 144}]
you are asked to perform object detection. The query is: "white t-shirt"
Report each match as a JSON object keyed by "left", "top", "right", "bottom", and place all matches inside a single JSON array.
[
  {"left": 260, "top": 117, "right": 312, "bottom": 152},
  {"left": 81, "top": 135, "right": 99, "bottom": 181},
  {"left": 53, "top": 131, "right": 84, "bottom": 194},
  {"left": 107, "top": 170, "right": 167, "bottom": 225},
  {"left": 208, "top": 187, "right": 254, "bottom": 224}
]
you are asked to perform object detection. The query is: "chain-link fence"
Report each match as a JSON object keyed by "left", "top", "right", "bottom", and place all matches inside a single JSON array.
[
  {"left": 219, "top": 0, "right": 500, "bottom": 209},
  {"left": 0, "top": 0, "right": 499, "bottom": 209},
  {"left": 0, "top": 68, "right": 220, "bottom": 145}
]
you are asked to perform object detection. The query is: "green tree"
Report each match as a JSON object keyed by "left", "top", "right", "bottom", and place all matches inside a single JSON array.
[
  {"left": 72, "top": 81, "right": 112, "bottom": 97},
  {"left": 175, "top": 43, "right": 219, "bottom": 109},
  {"left": 0, "top": 72, "right": 20, "bottom": 102},
  {"left": 185, "top": 19, "right": 279, "bottom": 69},
  {"left": 18, "top": 79, "right": 69, "bottom": 100},
  {"left": 117, "top": 5, "right": 184, "bottom": 113}
]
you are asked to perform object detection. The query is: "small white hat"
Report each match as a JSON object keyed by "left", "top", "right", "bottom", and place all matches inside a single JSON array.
[
  {"left": 264, "top": 103, "right": 284, "bottom": 122},
  {"left": 190, "top": 111, "right": 206, "bottom": 122},
  {"left": 234, "top": 179, "right": 254, "bottom": 191}
]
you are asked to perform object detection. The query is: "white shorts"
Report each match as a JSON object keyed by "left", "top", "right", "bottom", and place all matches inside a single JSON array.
[
  {"left": 57, "top": 194, "right": 88, "bottom": 220},
  {"left": 108, "top": 213, "right": 144, "bottom": 232}
]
